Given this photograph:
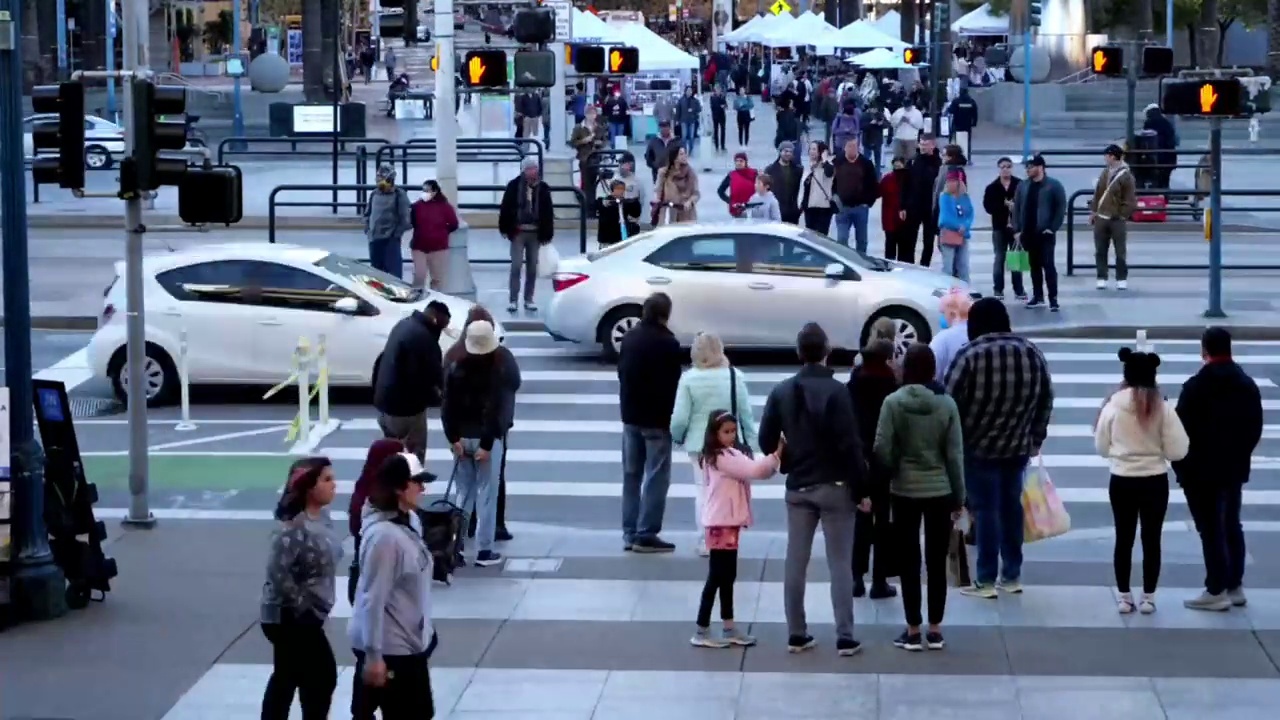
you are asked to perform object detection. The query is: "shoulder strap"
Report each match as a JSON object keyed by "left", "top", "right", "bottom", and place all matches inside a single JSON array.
[{"left": 729, "top": 366, "right": 744, "bottom": 444}]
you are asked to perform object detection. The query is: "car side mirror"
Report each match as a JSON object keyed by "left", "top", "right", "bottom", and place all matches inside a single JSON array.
[
  {"left": 824, "top": 262, "right": 845, "bottom": 279},
  {"left": 333, "top": 296, "right": 360, "bottom": 314}
]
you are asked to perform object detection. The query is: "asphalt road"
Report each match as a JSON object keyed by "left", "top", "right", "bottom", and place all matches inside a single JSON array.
[{"left": 0, "top": 329, "right": 94, "bottom": 387}]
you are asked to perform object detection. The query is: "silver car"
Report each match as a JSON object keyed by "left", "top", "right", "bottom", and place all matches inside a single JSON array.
[{"left": 544, "top": 221, "right": 971, "bottom": 359}]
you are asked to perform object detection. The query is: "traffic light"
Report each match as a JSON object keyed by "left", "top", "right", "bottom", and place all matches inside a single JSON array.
[
  {"left": 1029, "top": 0, "right": 1042, "bottom": 27},
  {"left": 514, "top": 49, "right": 557, "bottom": 87},
  {"left": 178, "top": 166, "right": 243, "bottom": 225},
  {"left": 573, "top": 45, "right": 607, "bottom": 74},
  {"left": 431, "top": 50, "right": 439, "bottom": 71},
  {"left": 513, "top": 7, "right": 555, "bottom": 44},
  {"left": 903, "top": 46, "right": 926, "bottom": 66},
  {"left": 462, "top": 50, "right": 509, "bottom": 88},
  {"left": 1090, "top": 46, "right": 1124, "bottom": 77},
  {"left": 30, "top": 81, "right": 86, "bottom": 189},
  {"left": 1141, "top": 46, "right": 1174, "bottom": 76},
  {"left": 130, "top": 79, "right": 188, "bottom": 192},
  {"left": 1161, "top": 78, "right": 1247, "bottom": 117},
  {"left": 608, "top": 47, "right": 639, "bottom": 75}
]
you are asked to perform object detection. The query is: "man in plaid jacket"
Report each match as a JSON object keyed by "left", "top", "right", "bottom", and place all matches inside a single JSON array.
[{"left": 943, "top": 297, "right": 1054, "bottom": 598}]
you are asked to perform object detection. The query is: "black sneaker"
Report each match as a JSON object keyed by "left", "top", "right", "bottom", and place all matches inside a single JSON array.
[
  {"left": 623, "top": 541, "right": 633, "bottom": 552},
  {"left": 630, "top": 537, "right": 676, "bottom": 553},
  {"left": 787, "top": 634, "right": 817, "bottom": 653},
  {"left": 475, "top": 550, "right": 503, "bottom": 567},
  {"left": 893, "top": 631, "right": 923, "bottom": 651},
  {"left": 1015, "top": 294, "right": 1029, "bottom": 302},
  {"left": 495, "top": 526, "right": 514, "bottom": 542},
  {"left": 868, "top": 581, "right": 897, "bottom": 600},
  {"left": 853, "top": 578, "right": 866, "bottom": 598},
  {"left": 926, "top": 631, "right": 946, "bottom": 650},
  {"left": 836, "top": 638, "right": 863, "bottom": 656},
  {"left": 1049, "top": 303, "right": 1061, "bottom": 313},
  {"left": 1025, "top": 299, "right": 1044, "bottom": 308}
]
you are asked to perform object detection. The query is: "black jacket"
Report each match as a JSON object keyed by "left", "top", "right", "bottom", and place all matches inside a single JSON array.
[
  {"left": 709, "top": 94, "right": 728, "bottom": 119},
  {"left": 441, "top": 348, "right": 521, "bottom": 451},
  {"left": 759, "top": 364, "right": 867, "bottom": 495},
  {"left": 831, "top": 153, "right": 881, "bottom": 208},
  {"left": 982, "top": 176, "right": 1020, "bottom": 232},
  {"left": 900, "top": 150, "right": 942, "bottom": 217},
  {"left": 617, "top": 320, "right": 683, "bottom": 429},
  {"left": 847, "top": 364, "right": 899, "bottom": 492},
  {"left": 373, "top": 311, "right": 444, "bottom": 417},
  {"left": 764, "top": 160, "right": 803, "bottom": 219},
  {"left": 498, "top": 177, "right": 555, "bottom": 243},
  {"left": 1172, "top": 360, "right": 1264, "bottom": 485},
  {"left": 596, "top": 196, "right": 641, "bottom": 246},
  {"left": 774, "top": 109, "right": 801, "bottom": 148},
  {"left": 947, "top": 94, "right": 979, "bottom": 132}
]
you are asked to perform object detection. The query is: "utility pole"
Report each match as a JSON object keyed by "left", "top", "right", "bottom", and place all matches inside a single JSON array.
[
  {"left": 434, "top": 0, "right": 458, "bottom": 199},
  {"left": 1207, "top": 117, "right": 1224, "bottom": 318},
  {"left": 232, "top": 0, "right": 245, "bottom": 138},
  {"left": 0, "top": 0, "right": 70, "bottom": 621},
  {"left": 56, "top": 0, "right": 68, "bottom": 79},
  {"left": 106, "top": 0, "right": 118, "bottom": 120}
]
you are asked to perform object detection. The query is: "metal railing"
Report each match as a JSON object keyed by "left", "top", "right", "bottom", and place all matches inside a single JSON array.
[
  {"left": 1064, "top": 187, "right": 1280, "bottom": 273},
  {"left": 368, "top": 138, "right": 545, "bottom": 184},
  {"left": 266, "top": 183, "right": 589, "bottom": 261},
  {"left": 216, "top": 136, "right": 393, "bottom": 164}
]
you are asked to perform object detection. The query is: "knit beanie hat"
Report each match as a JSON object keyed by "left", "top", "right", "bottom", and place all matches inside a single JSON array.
[{"left": 1118, "top": 347, "right": 1160, "bottom": 388}]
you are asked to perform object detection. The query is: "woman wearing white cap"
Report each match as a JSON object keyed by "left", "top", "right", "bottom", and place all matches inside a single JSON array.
[{"left": 442, "top": 320, "right": 521, "bottom": 566}]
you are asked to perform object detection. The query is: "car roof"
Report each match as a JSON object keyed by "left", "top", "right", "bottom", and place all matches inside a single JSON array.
[
  {"left": 140, "top": 243, "right": 330, "bottom": 273},
  {"left": 647, "top": 221, "right": 811, "bottom": 241}
]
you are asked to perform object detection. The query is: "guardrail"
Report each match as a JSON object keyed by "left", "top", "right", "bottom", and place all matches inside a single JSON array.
[
  {"left": 1064, "top": 187, "right": 1280, "bottom": 274},
  {"left": 216, "top": 136, "right": 393, "bottom": 164},
  {"left": 266, "top": 183, "right": 590, "bottom": 261},
  {"left": 367, "top": 138, "right": 544, "bottom": 182}
]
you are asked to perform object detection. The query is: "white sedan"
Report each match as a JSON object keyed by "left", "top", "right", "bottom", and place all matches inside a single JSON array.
[
  {"left": 23, "top": 114, "right": 127, "bottom": 170},
  {"left": 86, "top": 243, "right": 499, "bottom": 405}
]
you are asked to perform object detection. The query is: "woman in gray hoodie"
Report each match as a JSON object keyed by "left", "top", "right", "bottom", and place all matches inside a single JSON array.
[{"left": 349, "top": 452, "right": 438, "bottom": 718}]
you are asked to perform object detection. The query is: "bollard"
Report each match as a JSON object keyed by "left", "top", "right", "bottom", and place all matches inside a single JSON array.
[
  {"left": 316, "top": 334, "right": 330, "bottom": 427},
  {"left": 174, "top": 328, "right": 197, "bottom": 431},
  {"left": 440, "top": 219, "right": 477, "bottom": 299},
  {"left": 296, "top": 338, "right": 312, "bottom": 445}
]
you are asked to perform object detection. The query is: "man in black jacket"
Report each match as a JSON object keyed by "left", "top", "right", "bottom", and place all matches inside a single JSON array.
[
  {"left": 1174, "top": 327, "right": 1264, "bottom": 611},
  {"left": 945, "top": 87, "right": 979, "bottom": 161},
  {"left": 831, "top": 138, "right": 881, "bottom": 252},
  {"left": 759, "top": 323, "right": 869, "bottom": 656},
  {"left": 617, "top": 293, "right": 683, "bottom": 553},
  {"left": 899, "top": 134, "right": 942, "bottom": 266},
  {"left": 981, "top": 157, "right": 1026, "bottom": 300},
  {"left": 497, "top": 158, "right": 555, "bottom": 314},
  {"left": 373, "top": 300, "right": 452, "bottom": 461}
]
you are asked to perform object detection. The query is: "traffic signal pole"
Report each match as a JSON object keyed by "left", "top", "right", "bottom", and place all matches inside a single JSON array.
[
  {"left": 1206, "top": 119, "right": 1225, "bottom": 318},
  {"left": 0, "top": 0, "right": 70, "bottom": 621},
  {"left": 1125, "top": 40, "right": 1138, "bottom": 150},
  {"left": 434, "top": 0, "right": 459, "bottom": 199},
  {"left": 1021, "top": 28, "right": 1031, "bottom": 158}
]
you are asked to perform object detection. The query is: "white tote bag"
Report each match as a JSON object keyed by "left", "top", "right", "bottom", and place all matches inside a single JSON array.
[{"left": 537, "top": 243, "right": 560, "bottom": 278}]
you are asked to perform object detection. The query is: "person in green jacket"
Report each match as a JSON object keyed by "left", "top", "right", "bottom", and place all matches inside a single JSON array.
[{"left": 873, "top": 343, "right": 965, "bottom": 654}]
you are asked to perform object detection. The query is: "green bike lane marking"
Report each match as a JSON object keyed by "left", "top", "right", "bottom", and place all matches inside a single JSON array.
[{"left": 83, "top": 455, "right": 298, "bottom": 491}]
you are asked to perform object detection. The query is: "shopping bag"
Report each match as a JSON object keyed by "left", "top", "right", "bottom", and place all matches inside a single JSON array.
[
  {"left": 1022, "top": 457, "right": 1071, "bottom": 543},
  {"left": 946, "top": 527, "right": 971, "bottom": 587},
  {"left": 536, "top": 242, "right": 560, "bottom": 278},
  {"left": 1006, "top": 246, "right": 1031, "bottom": 273}
]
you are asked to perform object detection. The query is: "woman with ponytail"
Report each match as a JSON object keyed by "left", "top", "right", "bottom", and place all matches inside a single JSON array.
[
  {"left": 348, "top": 439, "right": 406, "bottom": 604},
  {"left": 260, "top": 456, "right": 341, "bottom": 720}
]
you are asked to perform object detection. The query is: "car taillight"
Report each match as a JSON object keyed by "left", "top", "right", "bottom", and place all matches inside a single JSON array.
[
  {"left": 102, "top": 304, "right": 116, "bottom": 323},
  {"left": 552, "top": 272, "right": 589, "bottom": 292}
]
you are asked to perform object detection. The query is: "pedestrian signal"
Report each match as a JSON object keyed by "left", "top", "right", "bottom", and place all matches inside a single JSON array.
[
  {"left": 1090, "top": 46, "right": 1123, "bottom": 77},
  {"left": 1160, "top": 78, "right": 1246, "bottom": 117},
  {"left": 573, "top": 45, "right": 607, "bottom": 74},
  {"left": 431, "top": 51, "right": 439, "bottom": 72},
  {"left": 1140, "top": 46, "right": 1174, "bottom": 76},
  {"left": 514, "top": 49, "right": 557, "bottom": 88},
  {"left": 30, "top": 81, "right": 86, "bottom": 189},
  {"left": 463, "top": 50, "right": 508, "bottom": 88},
  {"left": 902, "top": 47, "right": 926, "bottom": 65},
  {"left": 609, "top": 47, "right": 639, "bottom": 74}
]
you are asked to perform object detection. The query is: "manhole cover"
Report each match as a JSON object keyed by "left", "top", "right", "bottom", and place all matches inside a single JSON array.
[{"left": 69, "top": 397, "right": 124, "bottom": 418}]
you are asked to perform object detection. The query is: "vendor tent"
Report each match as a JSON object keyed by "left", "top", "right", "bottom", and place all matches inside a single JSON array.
[
  {"left": 759, "top": 11, "right": 836, "bottom": 48},
  {"left": 571, "top": 8, "right": 626, "bottom": 43},
  {"left": 828, "top": 19, "right": 908, "bottom": 50},
  {"left": 952, "top": 3, "right": 1009, "bottom": 35},
  {"left": 870, "top": 10, "right": 902, "bottom": 40},
  {"left": 607, "top": 21, "right": 700, "bottom": 71},
  {"left": 733, "top": 12, "right": 794, "bottom": 43},
  {"left": 845, "top": 47, "right": 912, "bottom": 70},
  {"left": 721, "top": 14, "right": 767, "bottom": 43}
]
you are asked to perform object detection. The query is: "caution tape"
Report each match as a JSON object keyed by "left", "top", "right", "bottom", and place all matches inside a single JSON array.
[
  {"left": 283, "top": 360, "right": 330, "bottom": 445},
  {"left": 263, "top": 371, "right": 300, "bottom": 400}
]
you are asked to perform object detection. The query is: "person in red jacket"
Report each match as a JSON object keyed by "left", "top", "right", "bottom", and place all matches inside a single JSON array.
[
  {"left": 716, "top": 152, "right": 758, "bottom": 218},
  {"left": 409, "top": 180, "right": 459, "bottom": 290},
  {"left": 346, "top": 438, "right": 406, "bottom": 605},
  {"left": 879, "top": 156, "right": 909, "bottom": 260}
]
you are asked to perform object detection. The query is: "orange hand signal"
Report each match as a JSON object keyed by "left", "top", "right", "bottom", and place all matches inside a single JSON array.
[
  {"left": 468, "top": 55, "right": 486, "bottom": 85},
  {"left": 1092, "top": 49, "right": 1107, "bottom": 73},
  {"left": 1199, "top": 83, "right": 1219, "bottom": 113},
  {"left": 610, "top": 50, "right": 623, "bottom": 73}
]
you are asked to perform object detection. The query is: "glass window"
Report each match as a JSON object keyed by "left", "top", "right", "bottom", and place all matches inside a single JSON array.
[
  {"left": 737, "top": 234, "right": 833, "bottom": 277},
  {"left": 643, "top": 234, "right": 738, "bottom": 272},
  {"left": 796, "top": 228, "right": 891, "bottom": 272},
  {"left": 242, "top": 261, "right": 357, "bottom": 312},
  {"left": 155, "top": 261, "right": 253, "bottom": 303},
  {"left": 83, "top": 119, "right": 96, "bottom": 131},
  {"left": 314, "top": 253, "right": 422, "bottom": 303}
]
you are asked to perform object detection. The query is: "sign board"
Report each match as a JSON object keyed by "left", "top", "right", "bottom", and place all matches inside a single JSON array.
[
  {"left": 548, "top": 0, "right": 573, "bottom": 42},
  {"left": 292, "top": 105, "right": 341, "bottom": 134}
]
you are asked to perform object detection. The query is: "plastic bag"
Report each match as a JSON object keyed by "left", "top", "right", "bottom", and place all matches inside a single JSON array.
[
  {"left": 1023, "top": 457, "right": 1071, "bottom": 543},
  {"left": 1006, "top": 247, "right": 1031, "bottom": 273},
  {"left": 536, "top": 242, "right": 560, "bottom": 279}
]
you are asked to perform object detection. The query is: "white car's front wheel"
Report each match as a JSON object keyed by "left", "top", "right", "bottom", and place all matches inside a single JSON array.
[
  {"left": 84, "top": 145, "right": 112, "bottom": 170},
  {"left": 863, "top": 307, "right": 931, "bottom": 361},
  {"left": 598, "top": 305, "right": 642, "bottom": 362},
  {"left": 108, "top": 344, "right": 179, "bottom": 407}
]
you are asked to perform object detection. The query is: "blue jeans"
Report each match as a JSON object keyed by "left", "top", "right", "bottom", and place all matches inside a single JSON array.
[
  {"left": 368, "top": 237, "right": 404, "bottom": 279},
  {"left": 609, "top": 121, "right": 627, "bottom": 143},
  {"left": 834, "top": 205, "right": 869, "bottom": 252},
  {"left": 1185, "top": 482, "right": 1247, "bottom": 595},
  {"left": 681, "top": 121, "right": 698, "bottom": 154},
  {"left": 450, "top": 438, "right": 503, "bottom": 554},
  {"left": 939, "top": 241, "right": 970, "bottom": 282},
  {"left": 992, "top": 229, "right": 1026, "bottom": 297},
  {"left": 965, "top": 455, "right": 1029, "bottom": 585},
  {"left": 621, "top": 425, "right": 673, "bottom": 542}
]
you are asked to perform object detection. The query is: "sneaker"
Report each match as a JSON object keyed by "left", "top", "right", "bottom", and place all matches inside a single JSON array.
[
  {"left": 623, "top": 540, "right": 633, "bottom": 552},
  {"left": 1025, "top": 299, "right": 1044, "bottom": 309},
  {"left": 1139, "top": 593, "right": 1156, "bottom": 614},
  {"left": 1117, "top": 592, "right": 1135, "bottom": 614},
  {"left": 495, "top": 526, "right": 514, "bottom": 542},
  {"left": 474, "top": 550, "right": 503, "bottom": 567},
  {"left": 853, "top": 578, "right": 866, "bottom": 598},
  {"left": 1049, "top": 303, "right": 1061, "bottom": 313},
  {"left": 1117, "top": 280, "right": 1128, "bottom": 290},
  {"left": 1183, "top": 591, "right": 1232, "bottom": 611},
  {"left": 1015, "top": 294, "right": 1029, "bottom": 302},
  {"left": 868, "top": 581, "right": 898, "bottom": 600},
  {"left": 993, "top": 291, "right": 1005, "bottom": 300},
  {"left": 960, "top": 583, "right": 998, "bottom": 599},
  {"left": 893, "top": 631, "right": 923, "bottom": 651},
  {"left": 630, "top": 537, "right": 676, "bottom": 553},
  {"left": 524, "top": 302, "right": 539, "bottom": 313},
  {"left": 925, "top": 631, "right": 946, "bottom": 650},
  {"left": 836, "top": 638, "right": 863, "bottom": 656},
  {"left": 787, "top": 634, "right": 817, "bottom": 653},
  {"left": 690, "top": 627, "right": 730, "bottom": 648},
  {"left": 1228, "top": 587, "right": 1248, "bottom": 607},
  {"left": 506, "top": 302, "right": 518, "bottom": 313},
  {"left": 996, "top": 579, "right": 1023, "bottom": 594},
  {"left": 1096, "top": 279, "right": 1108, "bottom": 290},
  {"left": 723, "top": 627, "right": 757, "bottom": 646}
]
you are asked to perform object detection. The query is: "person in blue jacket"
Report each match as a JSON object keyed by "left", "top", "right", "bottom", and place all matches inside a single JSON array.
[{"left": 937, "top": 169, "right": 974, "bottom": 282}]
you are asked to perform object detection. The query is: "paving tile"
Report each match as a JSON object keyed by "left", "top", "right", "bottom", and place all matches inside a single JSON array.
[
  {"left": 996, "top": 585, "right": 1125, "bottom": 628},
  {"left": 432, "top": 577, "right": 533, "bottom": 619},
  {"left": 590, "top": 698, "right": 738, "bottom": 720},
  {"left": 1003, "top": 627, "right": 1280, "bottom": 678},
  {"left": 1156, "top": 676, "right": 1280, "bottom": 719},
  {"left": 509, "top": 579, "right": 644, "bottom": 621},
  {"left": 454, "top": 668, "right": 608, "bottom": 711},
  {"left": 629, "top": 579, "right": 764, "bottom": 622},
  {"left": 735, "top": 672, "right": 879, "bottom": 718},
  {"left": 478, "top": 619, "right": 748, "bottom": 672},
  {"left": 740, "top": 624, "right": 1012, "bottom": 676},
  {"left": 878, "top": 673, "right": 1023, "bottom": 718},
  {"left": 599, "top": 670, "right": 744, "bottom": 701},
  {"left": 1014, "top": 675, "right": 1166, "bottom": 720}
]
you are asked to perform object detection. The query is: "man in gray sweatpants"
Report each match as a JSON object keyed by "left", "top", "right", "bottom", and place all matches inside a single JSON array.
[{"left": 758, "top": 322, "right": 870, "bottom": 657}]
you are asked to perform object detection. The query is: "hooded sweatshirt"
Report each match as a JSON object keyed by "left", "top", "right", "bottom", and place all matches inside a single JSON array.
[
  {"left": 929, "top": 322, "right": 969, "bottom": 385},
  {"left": 348, "top": 505, "right": 435, "bottom": 662},
  {"left": 745, "top": 190, "right": 781, "bottom": 220},
  {"left": 873, "top": 383, "right": 965, "bottom": 505},
  {"left": 1094, "top": 388, "right": 1190, "bottom": 477}
]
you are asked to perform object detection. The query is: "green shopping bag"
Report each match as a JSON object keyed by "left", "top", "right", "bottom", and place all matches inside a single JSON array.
[{"left": 1006, "top": 244, "right": 1031, "bottom": 273}]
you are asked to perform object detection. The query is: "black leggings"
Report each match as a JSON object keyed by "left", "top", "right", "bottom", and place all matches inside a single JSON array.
[
  {"left": 892, "top": 494, "right": 953, "bottom": 627},
  {"left": 352, "top": 649, "right": 435, "bottom": 720},
  {"left": 696, "top": 548, "right": 738, "bottom": 627},
  {"left": 737, "top": 112, "right": 752, "bottom": 145},
  {"left": 712, "top": 117, "right": 727, "bottom": 149},
  {"left": 260, "top": 622, "right": 337, "bottom": 720},
  {"left": 1109, "top": 474, "right": 1170, "bottom": 594}
]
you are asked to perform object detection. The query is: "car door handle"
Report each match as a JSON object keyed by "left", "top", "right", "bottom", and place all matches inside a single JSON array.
[
  {"left": 747, "top": 282, "right": 774, "bottom": 290},
  {"left": 257, "top": 319, "right": 283, "bottom": 327},
  {"left": 646, "top": 277, "right": 672, "bottom": 285}
]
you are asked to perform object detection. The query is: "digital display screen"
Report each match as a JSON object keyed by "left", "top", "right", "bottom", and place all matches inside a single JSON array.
[{"left": 37, "top": 388, "right": 65, "bottom": 423}]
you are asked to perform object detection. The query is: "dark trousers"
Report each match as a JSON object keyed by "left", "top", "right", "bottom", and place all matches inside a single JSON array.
[
  {"left": 736, "top": 111, "right": 752, "bottom": 145},
  {"left": 853, "top": 484, "right": 893, "bottom": 581},
  {"left": 696, "top": 548, "right": 738, "bottom": 626},
  {"left": 891, "top": 494, "right": 953, "bottom": 627},
  {"left": 884, "top": 228, "right": 906, "bottom": 261},
  {"left": 260, "top": 623, "right": 337, "bottom": 720},
  {"left": 1024, "top": 231, "right": 1059, "bottom": 304},
  {"left": 1184, "top": 482, "right": 1246, "bottom": 595},
  {"left": 368, "top": 237, "right": 405, "bottom": 279},
  {"left": 351, "top": 649, "right": 435, "bottom": 720},
  {"left": 781, "top": 209, "right": 802, "bottom": 226},
  {"left": 803, "top": 207, "right": 834, "bottom": 235},
  {"left": 1108, "top": 474, "right": 1170, "bottom": 594},
  {"left": 903, "top": 211, "right": 938, "bottom": 267},
  {"left": 992, "top": 228, "right": 1026, "bottom": 296},
  {"left": 711, "top": 116, "right": 727, "bottom": 150}
]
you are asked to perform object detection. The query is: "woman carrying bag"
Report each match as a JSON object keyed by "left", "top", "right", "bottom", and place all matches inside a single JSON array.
[{"left": 653, "top": 144, "right": 700, "bottom": 225}]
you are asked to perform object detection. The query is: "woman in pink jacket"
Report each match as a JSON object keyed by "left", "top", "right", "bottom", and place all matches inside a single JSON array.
[{"left": 690, "top": 410, "right": 783, "bottom": 649}]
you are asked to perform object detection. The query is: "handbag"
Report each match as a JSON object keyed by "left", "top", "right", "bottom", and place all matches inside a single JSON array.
[
  {"left": 1005, "top": 240, "right": 1031, "bottom": 273},
  {"left": 728, "top": 366, "right": 753, "bottom": 457},
  {"left": 939, "top": 228, "right": 965, "bottom": 247}
]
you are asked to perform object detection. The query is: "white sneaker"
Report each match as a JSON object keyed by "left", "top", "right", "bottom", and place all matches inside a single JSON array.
[
  {"left": 1096, "top": 279, "right": 1108, "bottom": 290},
  {"left": 1116, "top": 280, "right": 1128, "bottom": 290}
]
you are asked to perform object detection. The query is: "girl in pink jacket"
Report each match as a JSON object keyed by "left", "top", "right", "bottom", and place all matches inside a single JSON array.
[{"left": 690, "top": 410, "right": 784, "bottom": 649}]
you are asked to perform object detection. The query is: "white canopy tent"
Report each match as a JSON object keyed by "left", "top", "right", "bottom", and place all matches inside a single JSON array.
[
  {"left": 869, "top": 10, "right": 903, "bottom": 40},
  {"left": 570, "top": 8, "right": 626, "bottom": 43},
  {"left": 952, "top": 3, "right": 1009, "bottom": 35},
  {"left": 759, "top": 11, "right": 835, "bottom": 48},
  {"left": 607, "top": 21, "right": 701, "bottom": 71},
  {"left": 721, "top": 14, "right": 767, "bottom": 43},
  {"left": 732, "top": 12, "right": 794, "bottom": 43},
  {"left": 845, "top": 47, "right": 912, "bottom": 70},
  {"left": 827, "top": 19, "right": 909, "bottom": 50}
]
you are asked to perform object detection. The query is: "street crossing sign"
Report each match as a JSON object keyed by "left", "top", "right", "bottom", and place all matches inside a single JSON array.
[{"left": 770, "top": 0, "right": 791, "bottom": 16}]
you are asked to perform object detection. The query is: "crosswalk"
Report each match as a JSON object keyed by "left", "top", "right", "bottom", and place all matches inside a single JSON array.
[{"left": 154, "top": 330, "right": 1280, "bottom": 718}]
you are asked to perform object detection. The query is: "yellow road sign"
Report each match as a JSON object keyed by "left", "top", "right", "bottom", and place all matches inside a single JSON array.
[
  {"left": 770, "top": 0, "right": 791, "bottom": 16},
  {"left": 1199, "top": 83, "right": 1219, "bottom": 114},
  {"left": 468, "top": 55, "right": 486, "bottom": 85}
]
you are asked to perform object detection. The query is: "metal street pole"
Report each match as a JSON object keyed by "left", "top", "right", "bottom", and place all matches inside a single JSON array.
[
  {"left": 106, "top": 0, "right": 118, "bottom": 120},
  {"left": 1205, "top": 119, "right": 1225, "bottom": 318},
  {"left": 121, "top": 0, "right": 154, "bottom": 528},
  {"left": 434, "top": 0, "right": 458, "bottom": 199},
  {"left": 0, "top": 0, "right": 70, "bottom": 621},
  {"left": 332, "top": 0, "right": 341, "bottom": 214},
  {"left": 1125, "top": 40, "right": 1138, "bottom": 148},
  {"left": 1166, "top": 0, "right": 1174, "bottom": 46},
  {"left": 232, "top": 0, "right": 245, "bottom": 137},
  {"left": 1021, "top": 28, "right": 1032, "bottom": 158},
  {"left": 56, "top": 0, "right": 69, "bottom": 79}
]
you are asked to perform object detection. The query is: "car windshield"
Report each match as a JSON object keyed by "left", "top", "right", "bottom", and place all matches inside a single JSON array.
[
  {"left": 314, "top": 253, "right": 422, "bottom": 303},
  {"left": 795, "top": 228, "right": 894, "bottom": 271},
  {"left": 586, "top": 230, "right": 652, "bottom": 260}
]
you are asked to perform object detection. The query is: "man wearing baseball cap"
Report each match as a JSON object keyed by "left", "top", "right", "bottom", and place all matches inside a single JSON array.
[
  {"left": 1011, "top": 155, "right": 1067, "bottom": 312},
  {"left": 1089, "top": 144, "right": 1137, "bottom": 291}
]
